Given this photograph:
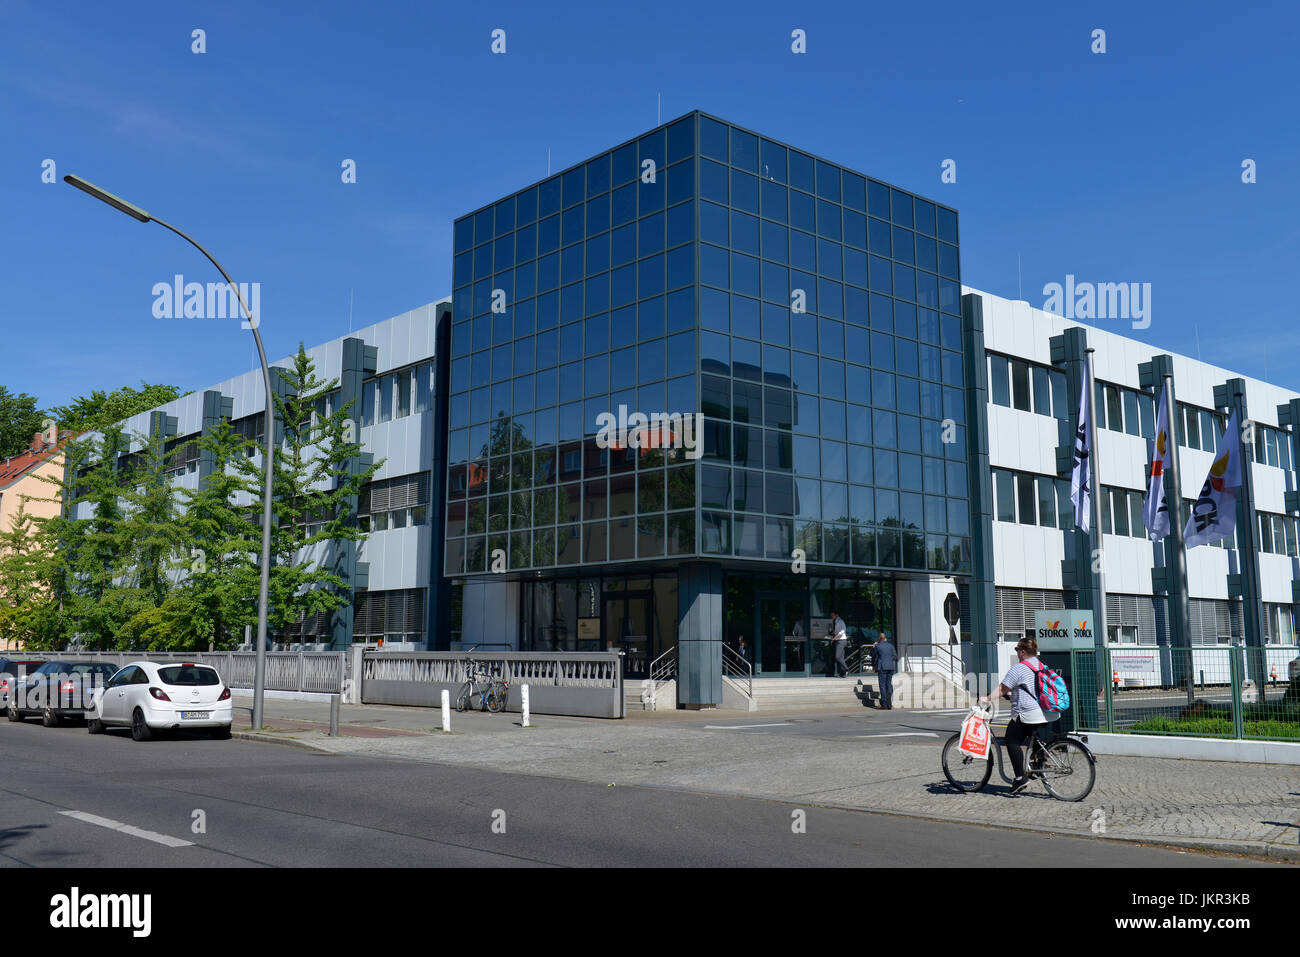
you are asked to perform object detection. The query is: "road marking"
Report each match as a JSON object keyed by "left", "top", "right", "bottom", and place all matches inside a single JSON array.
[
  {"left": 702, "top": 722, "right": 795, "bottom": 730},
  {"left": 851, "top": 732, "right": 941, "bottom": 739},
  {"left": 59, "top": 810, "right": 194, "bottom": 848}
]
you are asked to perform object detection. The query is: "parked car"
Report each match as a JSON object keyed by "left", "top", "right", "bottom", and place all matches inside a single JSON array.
[
  {"left": 0, "top": 658, "right": 45, "bottom": 712},
  {"left": 7, "top": 661, "right": 118, "bottom": 726},
  {"left": 87, "top": 661, "right": 233, "bottom": 741},
  {"left": 1289, "top": 655, "right": 1299, "bottom": 682}
]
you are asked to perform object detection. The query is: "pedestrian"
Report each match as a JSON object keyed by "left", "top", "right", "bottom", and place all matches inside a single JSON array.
[
  {"left": 828, "top": 611, "right": 848, "bottom": 677},
  {"left": 737, "top": 634, "right": 751, "bottom": 664},
  {"left": 979, "top": 637, "right": 1049, "bottom": 794},
  {"left": 874, "top": 631, "right": 896, "bottom": 708}
]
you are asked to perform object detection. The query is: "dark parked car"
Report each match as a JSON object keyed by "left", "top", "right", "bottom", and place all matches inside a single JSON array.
[
  {"left": 7, "top": 661, "right": 118, "bottom": 726},
  {"left": 0, "top": 658, "right": 45, "bottom": 711}
]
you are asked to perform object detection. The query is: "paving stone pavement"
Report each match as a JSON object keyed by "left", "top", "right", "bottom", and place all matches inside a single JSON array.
[{"left": 236, "top": 703, "right": 1300, "bottom": 860}]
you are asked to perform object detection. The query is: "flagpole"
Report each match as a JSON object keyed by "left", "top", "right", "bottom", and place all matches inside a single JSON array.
[
  {"left": 1160, "top": 374, "right": 1193, "bottom": 703},
  {"left": 1085, "top": 349, "right": 1109, "bottom": 650}
]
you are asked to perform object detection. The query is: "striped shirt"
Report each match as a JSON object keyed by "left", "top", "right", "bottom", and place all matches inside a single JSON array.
[{"left": 1001, "top": 658, "right": 1047, "bottom": 723}]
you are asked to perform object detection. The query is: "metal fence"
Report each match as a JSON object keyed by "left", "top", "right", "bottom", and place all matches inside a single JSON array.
[
  {"left": 1100, "top": 645, "right": 1299, "bottom": 742},
  {"left": 13, "top": 650, "right": 348, "bottom": 695},
  {"left": 361, "top": 651, "right": 624, "bottom": 718}
]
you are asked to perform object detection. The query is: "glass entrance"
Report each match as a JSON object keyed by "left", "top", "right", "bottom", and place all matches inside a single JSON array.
[
  {"left": 603, "top": 592, "right": 652, "bottom": 678},
  {"left": 757, "top": 592, "right": 809, "bottom": 676}
]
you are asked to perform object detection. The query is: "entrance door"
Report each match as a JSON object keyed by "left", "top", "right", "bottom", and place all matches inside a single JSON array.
[
  {"left": 604, "top": 592, "right": 653, "bottom": 678},
  {"left": 757, "top": 593, "right": 809, "bottom": 676}
]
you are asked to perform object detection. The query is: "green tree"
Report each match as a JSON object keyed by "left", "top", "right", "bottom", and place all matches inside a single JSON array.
[
  {"left": 50, "top": 382, "right": 185, "bottom": 434},
  {"left": 234, "top": 345, "right": 381, "bottom": 642},
  {"left": 40, "top": 427, "right": 153, "bottom": 649},
  {"left": 178, "top": 419, "right": 262, "bottom": 648},
  {"left": 0, "top": 386, "right": 48, "bottom": 459},
  {"left": 117, "top": 421, "right": 188, "bottom": 609},
  {"left": 0, "top": 500, "right": 61, "bottom": 646}
]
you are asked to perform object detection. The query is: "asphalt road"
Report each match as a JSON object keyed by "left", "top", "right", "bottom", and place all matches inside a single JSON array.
[{"left": 0, "top": 719, "right": 1280, "bottom": 867}]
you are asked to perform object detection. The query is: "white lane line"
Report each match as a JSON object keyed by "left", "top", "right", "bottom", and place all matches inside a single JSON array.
[
  {"left": 703, "top": 722, "right": 795, "bottom": 730},
  {"left": 851, "top": 732, "right": 941, "bottom": 739},
  {"left": 59, "top": 810, "right": 194, "bottom": 848}
]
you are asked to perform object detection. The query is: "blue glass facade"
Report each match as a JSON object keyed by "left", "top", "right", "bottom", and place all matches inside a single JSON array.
[{"left": 445, "top": 111, "right": 970, "bottom": 581}]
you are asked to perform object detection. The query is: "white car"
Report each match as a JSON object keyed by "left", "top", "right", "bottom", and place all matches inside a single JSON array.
[{"left": 87, "top": 661, "right": 233, "bottom": 741}]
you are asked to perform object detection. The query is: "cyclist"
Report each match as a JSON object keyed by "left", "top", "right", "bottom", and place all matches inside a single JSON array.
[{"left": 979, "top": 636, "right": 1048, "bottom": 794}]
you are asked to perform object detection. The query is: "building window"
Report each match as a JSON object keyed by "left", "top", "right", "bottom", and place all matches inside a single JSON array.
[
  {"left": 362, "top": 363, "right": 434, "bottom": 428},
  {"left": 989, "top": 355, "right": 1010, "bottom": 407},
  {"left": 1010, "top": 359, "right": 1031, "bottom": 412},
  {"left": 353, "top": 588, "right": 426, "bottom": 644},
  {"left": 994, "top": 469, "right": 1015, "bottom": 523},
  {"left": 360, "top": 472, "right": 430, "bottom": 532},
  {"left": 1015, "top": 473, "right": 1036, "bottom": 525}
]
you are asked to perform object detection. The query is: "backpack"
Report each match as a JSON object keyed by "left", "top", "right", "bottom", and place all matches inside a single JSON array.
[{"left": 1028, "top": 659, "right": 1070, "bottom": 713}]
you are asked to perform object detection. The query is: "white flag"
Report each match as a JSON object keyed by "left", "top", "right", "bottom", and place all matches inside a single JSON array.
[
  {"left": 1184, "top": 411, "right": 1243, "bottom": 548},
  {"left": 1070, "top": 374, "right": 1092, "bottom": 533},
  {"left": 1143, "top": 386, "right": 1171, "bottom": 539}
]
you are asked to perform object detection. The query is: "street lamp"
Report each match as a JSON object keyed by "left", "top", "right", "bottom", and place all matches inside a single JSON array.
[{"left": 64, "top": 173, "right": 274, "bottom": 730}]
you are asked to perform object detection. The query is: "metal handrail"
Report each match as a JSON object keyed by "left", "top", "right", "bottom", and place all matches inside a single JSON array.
[
  {"left": 645, "top": 646, "right": 678, "bottom": 708},
  {"left": 901, "top": 641, "right": 964, "bottom": 685},
  {"left": 722, "top": 644, "right": 753, "bottom": 699},
  {"left": 843, "top": 644, "right": 872, "bottom": 675},
  {"left": 649, "top": 646, "right": 678, "bottom": 683}
]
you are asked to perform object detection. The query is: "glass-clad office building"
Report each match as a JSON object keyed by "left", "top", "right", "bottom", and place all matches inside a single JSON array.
[{"left": 446, "top": 112, "right": 972, "bottom": 705}]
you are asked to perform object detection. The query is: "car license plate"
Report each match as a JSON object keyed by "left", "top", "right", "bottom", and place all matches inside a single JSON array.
[{"left": 182, "top": 711, "right": 210, "bottom": 719}]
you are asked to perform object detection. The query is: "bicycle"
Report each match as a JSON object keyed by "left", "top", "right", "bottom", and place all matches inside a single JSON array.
[
  {"left": 940, "top": 699, "right": 1096, "bottom": 802},
  {"left": 454, "top": 659, "right": 509, "bottom": 713}
]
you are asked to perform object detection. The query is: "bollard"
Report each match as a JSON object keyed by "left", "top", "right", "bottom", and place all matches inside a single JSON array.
[
  {"left": 329, "top": 694, "right": 340, "bottom": 737},
  {"left": 441, "top": 689, "right": 451, "bottom": 732},
  {"left": 521, "top": 684, "right": 530, "bottom": 728}
]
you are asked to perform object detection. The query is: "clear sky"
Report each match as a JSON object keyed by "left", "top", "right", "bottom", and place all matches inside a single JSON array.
[{"left": 2, "top": 0, "right": 1297, "bottom": 407}]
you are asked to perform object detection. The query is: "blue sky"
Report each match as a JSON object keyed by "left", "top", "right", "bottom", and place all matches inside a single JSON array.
[{"left": 2, "top": 0, "right": 1297, "bottom": 407}]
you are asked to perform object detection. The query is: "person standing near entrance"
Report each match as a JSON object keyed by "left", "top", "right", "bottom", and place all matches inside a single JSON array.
[
  {"left": 828, "top": 611, "right": 848, "bottom": 677},
  {"left": 874, "top": 631, "right": 897, "bottom": 708}
]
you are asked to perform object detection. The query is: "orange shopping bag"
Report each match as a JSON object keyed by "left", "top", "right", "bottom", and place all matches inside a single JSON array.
[{"left": 957, "top": 712, "right": 990, "bottom": 760}]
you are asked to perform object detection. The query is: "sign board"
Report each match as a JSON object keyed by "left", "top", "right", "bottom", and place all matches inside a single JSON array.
[
  {"left": 577, "top": 618, "right": 600, "bottom": 641},
  {"left": 1032, "top": 609, "right": 1096, "bottom": 650},
  {"left": 943, "top": 593, "right": 961, "bottom": 626},
  {"left": 1113, "top": 654, "right": 1155, "bottom": 673}
]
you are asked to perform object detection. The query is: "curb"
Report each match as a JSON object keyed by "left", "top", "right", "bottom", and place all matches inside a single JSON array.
[
  {"left": 804, "top": 800, "right": 1300, "bottom": 863},
  {"left": 231, "top": 730, "right": 332, "bottom": 754}
]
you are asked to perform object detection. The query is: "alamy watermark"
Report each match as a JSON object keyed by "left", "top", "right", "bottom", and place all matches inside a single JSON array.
[
  {"left": 594, "top": 405, "right": 703, "bottom": 460},
  {"left": 152, "top": 274, "right": 260, "bottom": 329},
  {"left": 1042, "top": 274, "right": 1151, "bottom": 330}
]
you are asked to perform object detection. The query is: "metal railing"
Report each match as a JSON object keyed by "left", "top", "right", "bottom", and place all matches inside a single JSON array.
[
  {"left": 722, "top": 644, "right": 753, "bottom": 698},
  {"left": 15, "top": 650, "right": 348, "bottom": 694},
  {"left": 901, "top": 641, "right": 965, "bottom": 687},
  {"left": 843, "top": 644, "right": 871, "bottom": 675},
  {"left": 360, "top": 650, "right": 624, "bottom": 718},
  {"left": 1103, "top": 645, "right": 1299, "bottom": 741},
  {"left": 645, "top": 646, "right": 678, "bottom": 709}
]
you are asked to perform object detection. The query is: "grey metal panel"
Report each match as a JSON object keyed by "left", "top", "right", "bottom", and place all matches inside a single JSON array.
[
  {"left": 962, "top": 293, "right": 998, "bottom": 675},
  {"left": 677, "top": 561, "right": 723, "bottom": 707}
]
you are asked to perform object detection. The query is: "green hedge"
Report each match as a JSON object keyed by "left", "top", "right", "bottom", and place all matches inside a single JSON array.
[{"left": 1128, "top": 714, "right": 1299, "bottom": 740}]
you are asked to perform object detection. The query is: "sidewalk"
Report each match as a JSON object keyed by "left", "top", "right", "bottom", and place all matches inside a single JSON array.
[{"left": 233, "top": 699, "right": 1300, "bottom": 861}]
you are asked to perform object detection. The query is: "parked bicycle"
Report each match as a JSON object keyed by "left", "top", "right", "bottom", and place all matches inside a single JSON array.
[
  {"left": 940, "top": 700, "right": 1096, "bottom": 801},
  {"left": 455, "top": 659, "right": 509, "bottom": 713}
]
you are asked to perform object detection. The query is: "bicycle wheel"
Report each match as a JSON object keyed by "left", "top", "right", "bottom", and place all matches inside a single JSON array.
[
  {"left": 487, "top": 684, "right": 507, "bottom": 714},
  {"left": 1038, "top": 737, "right": 1096, "bottom": 802},
  {"left": 941, "top": 733, "right": 993, "bottom": 793},
  {"left": 454, "top": 683, "right": 472, "bottom": 713}
]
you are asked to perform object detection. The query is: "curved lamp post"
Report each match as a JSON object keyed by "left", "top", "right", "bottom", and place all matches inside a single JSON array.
[{"left": 64, "top": 174, "right": 273, "bottom": 730}]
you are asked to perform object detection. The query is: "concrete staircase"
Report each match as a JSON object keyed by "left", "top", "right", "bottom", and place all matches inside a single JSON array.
[
  {"left": 746, "top": 676, "right": 878, "bottom": 710},
  {"left": 623, "top": 678, "right": 677, "bottom": 711},
  {"left": 627, "top": 675, "right": 897, "bottom": 711}
]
